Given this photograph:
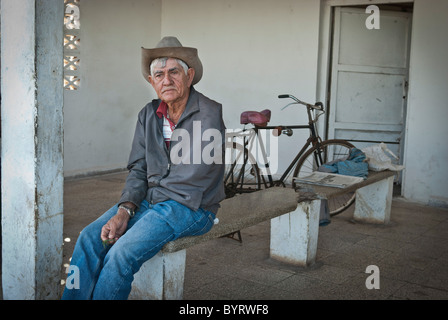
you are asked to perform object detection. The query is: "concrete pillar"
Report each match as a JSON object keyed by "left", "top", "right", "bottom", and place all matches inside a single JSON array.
[
  {"left": 354, "top": 175, "right": 394, "bottom": 224},
  {"left": 129, "top": 250, "right": 187, "bottom": 300},
  {"left": 270, "top": 199, "right": 321, "bottom": 267},
  {"left": 1, "top": 0, "right": 64, "bottom": 299}
]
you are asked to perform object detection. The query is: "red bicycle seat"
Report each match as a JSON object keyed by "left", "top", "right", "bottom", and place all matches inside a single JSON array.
[{"left": 240, "top": 109, "right": 271, "bottom": 126}]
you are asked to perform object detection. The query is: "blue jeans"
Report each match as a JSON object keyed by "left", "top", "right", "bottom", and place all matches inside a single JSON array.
[{"left": 61, "top": 199, "right": 216, "bottom": 300}]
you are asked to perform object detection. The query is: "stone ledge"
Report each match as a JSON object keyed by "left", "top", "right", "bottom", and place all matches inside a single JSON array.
[
  {"left": 162, "top": 187, "right": 299, "bottom": 253},
  {"left": 162, "top": 170, "right": 396, "bottom": 253}
]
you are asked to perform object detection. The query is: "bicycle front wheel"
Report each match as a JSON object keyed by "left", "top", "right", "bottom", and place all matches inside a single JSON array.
[
  {"left": 292, "top": 139, "right": 355, "bottom": 216},
  {"left": 224, "top": 142, "right": 261, "bottom": 198}
]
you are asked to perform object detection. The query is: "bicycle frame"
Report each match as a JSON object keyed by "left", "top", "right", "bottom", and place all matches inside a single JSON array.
[
  {"left": 230, "top": 95, "right": 326, "bottom": 188},
  {"left": 225, "top": 94, "right": 357, "bottom": 216}
]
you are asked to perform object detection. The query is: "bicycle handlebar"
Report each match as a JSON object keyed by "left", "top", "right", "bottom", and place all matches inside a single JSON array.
[{"left": 278, "top": 94, "right": 324, "bottom": 111}]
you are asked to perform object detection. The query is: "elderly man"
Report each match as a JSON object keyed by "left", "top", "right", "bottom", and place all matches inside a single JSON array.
[{"left": 62, "top": 37, "right": 225, "bottom": 300}]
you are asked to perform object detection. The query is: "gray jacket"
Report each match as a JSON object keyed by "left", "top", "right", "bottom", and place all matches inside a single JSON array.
[{"left": 119, "top": 88, "right": 226, "bottom": 214}]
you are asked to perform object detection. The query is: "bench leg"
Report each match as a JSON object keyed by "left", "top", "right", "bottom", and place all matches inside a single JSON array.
[
  {"left": 129, "top": 249, "right": 186, "bottom": 300},
  {"left": 270, "top": 199, "right": 321, "bottom": 267},
  {"left": 354, "top": 175, "right": 394, "bottom": 224}
]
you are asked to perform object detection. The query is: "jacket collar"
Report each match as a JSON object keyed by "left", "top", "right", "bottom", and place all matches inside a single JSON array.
[
  {"left": 153, "top": 87, "right": 200, "bottom": 123},
  {"left": 178, "top": 86, "right": 200, "bottom": 123},
  {"left": 152, "top": 87, "right": 200, "bottom": 135}
]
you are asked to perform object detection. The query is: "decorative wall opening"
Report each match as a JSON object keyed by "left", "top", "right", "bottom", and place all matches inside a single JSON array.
[{"left": 64, "top": 0, "right": 80, "bottom": 90}]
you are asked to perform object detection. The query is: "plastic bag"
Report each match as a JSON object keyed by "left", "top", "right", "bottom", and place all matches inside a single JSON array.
[{"left": 362, "top": 143, "right": 404, "bottom": 172}]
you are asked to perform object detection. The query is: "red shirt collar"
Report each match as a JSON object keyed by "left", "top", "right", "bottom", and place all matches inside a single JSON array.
[
  {"left": 156, "top": 101, "right": 168, "bottom": 119},
  {"left": 156, "top": 101, "right": 176, "bottom": 128}
]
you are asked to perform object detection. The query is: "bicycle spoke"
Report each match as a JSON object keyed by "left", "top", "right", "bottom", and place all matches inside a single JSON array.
[
  {"left": 292, "top": 140, "right": 355, "bottom": 216},
  {"left": 224, "top": 142, "right": 261, "bottom": 197}
]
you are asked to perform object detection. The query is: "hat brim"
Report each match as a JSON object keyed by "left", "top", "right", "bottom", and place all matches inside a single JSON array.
[{"left": 141, "top": 46, "right": 203, "bottom": 85}]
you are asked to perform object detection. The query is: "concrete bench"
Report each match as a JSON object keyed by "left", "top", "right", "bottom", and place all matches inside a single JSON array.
[
  {"left": 302, "top": 170, "right": 396, "bottom": 224},
  {"left": 129, "top": 170, "right": 396, "bottom": 300}
]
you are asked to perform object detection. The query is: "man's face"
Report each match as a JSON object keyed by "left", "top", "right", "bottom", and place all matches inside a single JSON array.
[{"left": 149, "top": 58, "right": 195, "bottom": 105}]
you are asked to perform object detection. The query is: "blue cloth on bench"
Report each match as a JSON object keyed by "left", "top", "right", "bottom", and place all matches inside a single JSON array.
[{"left": 320, "top": 148, "right": 369, "bottom": 179}]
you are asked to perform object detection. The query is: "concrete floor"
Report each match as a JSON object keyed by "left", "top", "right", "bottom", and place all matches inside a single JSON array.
[{"left": 55, "top": 171, "right": 448, "bottom": 300}]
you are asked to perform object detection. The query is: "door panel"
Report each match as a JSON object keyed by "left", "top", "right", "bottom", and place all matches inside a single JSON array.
[
  {"left": 338, "top": 10, "right": 410, "bottom": 68},
  {"left": 328, "top": 7, "right": 412, "bottom": 166},
  {"left": 335, "top": 71, "right": 406, "bottom": 125}
]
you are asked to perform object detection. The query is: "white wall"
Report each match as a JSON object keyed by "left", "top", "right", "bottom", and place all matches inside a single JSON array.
[
  {"left": 403, "top": 0, "right": 448, "bottom": 207},
  {"left": 61, "top": 0, "right": 448, "bottom": 207},
  {"left": 161, "top": 0, "right": 321, "bottom": 175},
  {"left": 64, "top": 0, "right": 322, "bottom": 178},
  {"left": 63, "top": 0, "right": 161, "bottom": 177}
]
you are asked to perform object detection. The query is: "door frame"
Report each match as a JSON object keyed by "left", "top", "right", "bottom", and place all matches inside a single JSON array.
[{"left": 316, "top": 0, "right": 414, "bottom": 192}]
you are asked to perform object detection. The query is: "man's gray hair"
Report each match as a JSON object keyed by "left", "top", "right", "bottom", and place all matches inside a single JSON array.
[{"left": 150, "top": 57, "right": 189, "bottom": 77}]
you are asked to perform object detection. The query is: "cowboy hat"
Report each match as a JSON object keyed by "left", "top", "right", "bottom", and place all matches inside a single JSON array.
[{"left": 141, "top": 36, "right": 203, "bottom": 85}]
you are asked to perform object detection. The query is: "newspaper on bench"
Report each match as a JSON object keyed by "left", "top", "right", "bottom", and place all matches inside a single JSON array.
[{"left": 293, "top": 171, "right": 364, "bottom": 189}]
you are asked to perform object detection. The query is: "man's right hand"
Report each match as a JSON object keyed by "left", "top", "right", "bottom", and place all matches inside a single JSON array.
[{"left": 100, "top": 207, "right": 131, "bottom": 245}]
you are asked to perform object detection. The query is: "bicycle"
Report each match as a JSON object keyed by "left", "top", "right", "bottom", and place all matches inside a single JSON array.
[{"left": 224, "top": 94, "right": 356, "bottom": 217}]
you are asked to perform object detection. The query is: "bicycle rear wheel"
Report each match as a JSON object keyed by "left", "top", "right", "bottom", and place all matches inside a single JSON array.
[
  {"left": 224, "top": 142, "right": 261, "bottom": 198},
  {"left": 292, "top": 139, "right": 355, "bottom": 216}
]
